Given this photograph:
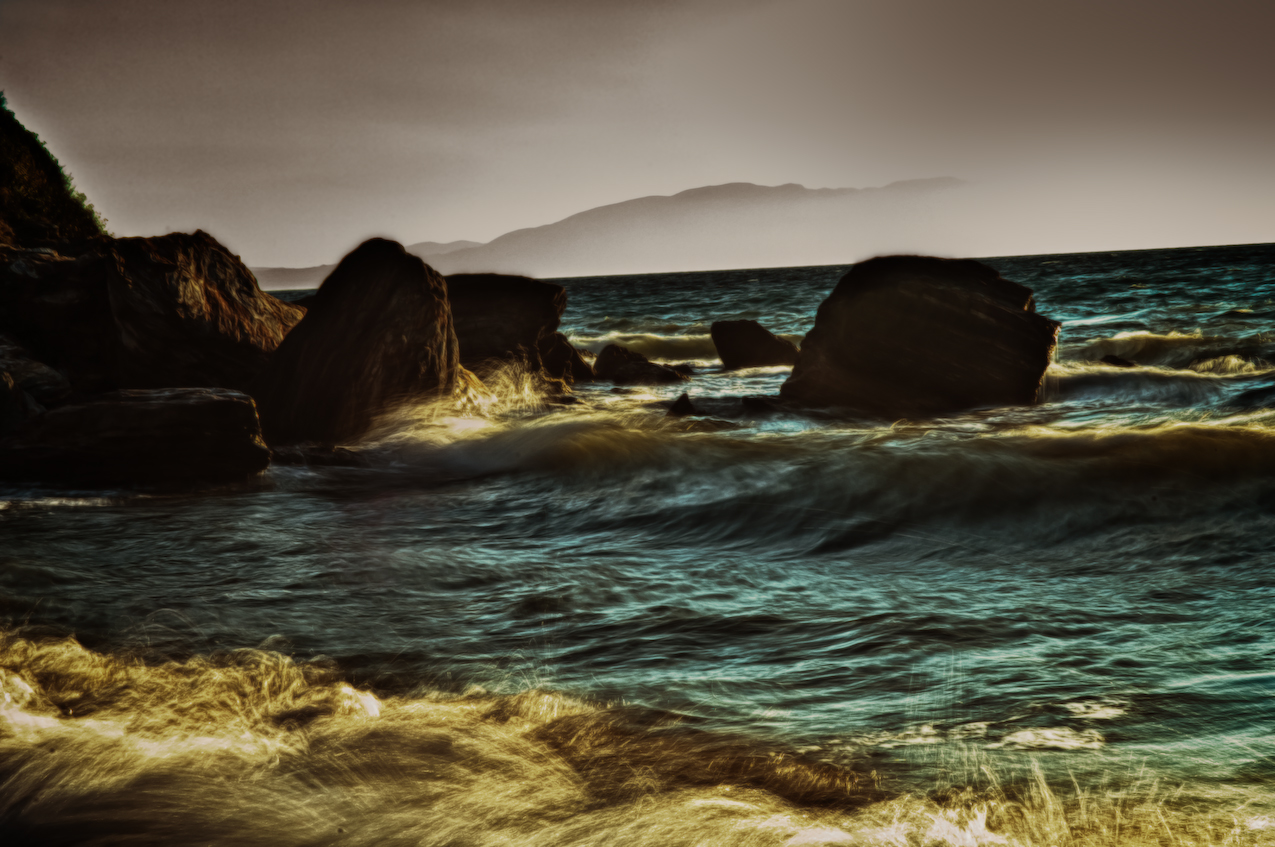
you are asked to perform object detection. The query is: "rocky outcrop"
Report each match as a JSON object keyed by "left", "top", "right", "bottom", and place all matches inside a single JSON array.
[
  {"left": 0, "top": 232, "right": 304, "bottom": 392},
  {"left": 780, "top": 255, "right": 1060, "bottom": 416},
  {"left": 539, "top": 332, "right": 595, "bottom": 383},
  {"left": 666, "top": 393, "right": 697, "bottom": 417},
  {"left": 593, "top": 344, "right": 689, "bottom": 385},
  {"left": 710, "top": 319, "right": 799, "bottom": 369},
  {"left": 445, "top": 273, "right": 566, "bottom": 373},
  {"left": 253, "top": 239, "right": 462, "bottom": 445},
  {"left": 0, "top": 388, "right": 270, "bottom": 482}
]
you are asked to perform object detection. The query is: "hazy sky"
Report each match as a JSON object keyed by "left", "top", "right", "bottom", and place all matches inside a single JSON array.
[{"left": 2, "top": 0, "right": 1272, "bottom": 267}]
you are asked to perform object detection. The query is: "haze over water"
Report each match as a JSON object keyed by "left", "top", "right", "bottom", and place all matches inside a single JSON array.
[{"left": 2, "top": 243, "right": 1275, "bottom": 845}]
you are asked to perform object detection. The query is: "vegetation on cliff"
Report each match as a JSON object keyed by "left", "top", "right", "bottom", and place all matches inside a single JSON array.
[{"left": 0, "top": 92, "right": 107, "bottom": 249}]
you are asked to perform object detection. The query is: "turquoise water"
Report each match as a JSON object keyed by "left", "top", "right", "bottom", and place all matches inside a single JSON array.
[{"left": 2, "top": 243, "right": 1274, "bottom": 845}]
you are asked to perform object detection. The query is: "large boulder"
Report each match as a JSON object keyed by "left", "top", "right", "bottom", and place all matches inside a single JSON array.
[
  {"left": 780, "top": 255, "right": 1060, "bottom": 416},
  {"left": 445, "top": 273, "right": 566, "bottom": 372},
  {"left": 0, "top": 388, "right": 270, "bottom": 482},
  {"left": 253, "top": 239, "right": 462, "bottom": 445},
  {"left": 594, "top": 344, "right": 689, "bottom": 385},
  {"left": 0, "top": 232, "right": 304, "bottom": 392},
  {"left": 711, "top": 319, "right": 799, "bottom": 369}
]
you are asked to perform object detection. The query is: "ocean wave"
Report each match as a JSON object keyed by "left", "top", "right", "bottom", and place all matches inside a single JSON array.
[
  {"left": 571, "top": 332, "right": 721, "bottom": 362},
  {"left": 1064, "top": 330, "right": 1275, "bottom": 370},
  {"left": 0, "top": 630, "right": 1269, "bottom": 846},
  {"left": 1042, "top": 361, "right": 1250, "bottom": 406}
]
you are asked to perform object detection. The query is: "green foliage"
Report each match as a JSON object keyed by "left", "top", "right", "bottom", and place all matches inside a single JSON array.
[{"left": 0, "top": 90, "right": 109, "bottom": 247}]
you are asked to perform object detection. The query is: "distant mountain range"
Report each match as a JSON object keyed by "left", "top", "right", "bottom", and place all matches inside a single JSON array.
[{"left": 252, "top": 178, "right": 963, "bottom": 287}]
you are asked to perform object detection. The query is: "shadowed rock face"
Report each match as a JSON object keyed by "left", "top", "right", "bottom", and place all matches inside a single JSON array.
[
  {"left": 254, "top": 239, "right": 461, "bottom": 446},
  {"left": 780, "top": 255, "right": 1060, "bottom": 416},
  {"left": 105, "top": 232, "right": 306, "bottom": 389},
  {"left": 539, "top": 332, "right": 595, "bottom": 383},
  {"left": 0, "top": 387, "right": 269, "bottom": 482},
  {"left": 711, "top": 319, "right": 799, "bottom": 370},
  {"left": 444, "top": 273, "right": 566, "bottom": 372},
  {"left": 0, "top": 232, "right": 304, "bottom": 392}
]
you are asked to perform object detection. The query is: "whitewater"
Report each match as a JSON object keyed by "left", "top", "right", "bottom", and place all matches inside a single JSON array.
[{"left": 1, "top": 242, "right": 1273, "bottom": 845}]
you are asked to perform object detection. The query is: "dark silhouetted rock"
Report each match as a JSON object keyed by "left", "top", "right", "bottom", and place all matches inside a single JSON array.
[
  {"left": 741, "top": 395, "right": 782, "bottom": 414},
  {"left": 780, "top": 255, "right": 1060, "bottom": 416},
  {"left": 0, "top": 92, "right": 106, "bottom": 249},
  {"left": 539, "top": 332, "right": 595, "bottom": 383},
  {"left": 667, "top": 393, "right": 697, "bottom": 417},
  {"left": 0, "top": 388, "right": 269, "bottom": 482},
  {"left": 1, "top": 371, "right": 35, "bottom": 433},
  {"left": 0, "top": 232, "right": 305, "bottom": 392},
  {"left": 1100, "top": 355, "right": 1137, "bottom": 368},
  {"left": 711, "top": 319, "right": 800, "bottom": 369},
  {"left": 445, "top": 273, "right": 566, "bottom": 373},
  {"left": 0, "top": 333, "right": 69, "bottom": 406},
  {"left": 253, "top": 239, "right": 462, "bottom": 445},
  {"left": 593, "top": 344, "right": 689, "bottom": 385},
  {"left": 669, "top": 363, "right": 697, "bottom": 376}
]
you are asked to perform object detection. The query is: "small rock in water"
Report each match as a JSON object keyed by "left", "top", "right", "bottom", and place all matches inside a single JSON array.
[
  {"left": 539, "top": 331, "right": 595, "bottom": 383},
  {"left": 667, "top": 393, "right": 697, "bottom": 417},
  {"left": 594, "top": 344, "right": 688, "bottom": 385},
  {"left": 711, "top": 319, "right": 799, "bottom": 369},
  {"left": 1100, "top": 354, "right": 1137, "bottom": 368}
]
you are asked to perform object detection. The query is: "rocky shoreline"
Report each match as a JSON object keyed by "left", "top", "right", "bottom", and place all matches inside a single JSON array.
[{"left": 0, "top": 97, "right": 1060, "bottom": 485}]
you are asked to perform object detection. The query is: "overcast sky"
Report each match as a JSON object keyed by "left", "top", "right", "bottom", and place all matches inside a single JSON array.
[{"left": 2, "top": 0, "right": 1272, "bottom": 267}]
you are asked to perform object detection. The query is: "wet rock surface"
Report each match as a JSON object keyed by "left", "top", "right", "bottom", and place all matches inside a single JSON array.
[
  {"left": 445, "top": 273, "right": 566, "bottom": 373},
  {"left": 594, "top": 344, "right": 689, "bottom": 385},
  {"left": 711, "top": 319, "right": 799, "bottom": 370},
  {"left": 780, "top": 255, "right": 1060, "bottom": 416},
  {"left": 254, "top": 239, "right": 461, "bottom": 445}
]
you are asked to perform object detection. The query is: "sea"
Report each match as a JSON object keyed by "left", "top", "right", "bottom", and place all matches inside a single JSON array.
[{"left": 2, "top": 242, "right": 1274, "bottom": 845}]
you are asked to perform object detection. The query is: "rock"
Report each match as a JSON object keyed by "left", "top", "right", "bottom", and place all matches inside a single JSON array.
[
  {"left": 0, "top": 333, "right": 70, "bottom": 405},
  {"left": 253, "top": 239, "right": 462, "bottom": 445},
  {"left": 0, "top": 387, "right": 270, "bottom": 482},
  {"left": 0, "top": 232, "right": 305, "bottom": 392},
  {"left": 0, "top": 245, "right": 119, "bottom": 391},
  {"left": 1100, "top": 354, "right": 1137, "bottom": 368},
  {"left": 780, "top": 255, "right": 1060, "bottom": 416},
  {"left": 105, "top": 231, "right": 306, "bottom": 388},
  {"left": 741, "top": 395, "right": 782, "bottom": 414},
  {"left": 711, "top": 319, "right": 800, "bottom": 369},
  {"left": 0, "top": 371, "right": 36, "bottom": 433},
  {"left": 669, "top": 363, "right": 697, "bottom": 376},
  {"left": 667, "top": 393, "right": 697, "bottom": 417},
  {"left": 445, "top": 273, "right": 566, "bottom": 373},
  {"left": 539, "top": 332, "right": 595, "bottom": 383},
  {"left": 593, "top": 344, "right": 689, "bottom": 386}
]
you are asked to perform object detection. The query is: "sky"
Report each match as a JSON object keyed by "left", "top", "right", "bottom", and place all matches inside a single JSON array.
[{"left": 1, "top": 0, "right": 1272, "bottom": 268}]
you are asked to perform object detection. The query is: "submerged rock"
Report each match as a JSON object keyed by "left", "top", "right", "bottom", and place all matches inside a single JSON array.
[
  {"left": 254, "top": 239, "right": 461, "bottom": 445},
  {"left": 445, "top": 273, "right": 566, "bottom": 373},
  {"left": 0, "top": 232, "right": 304, "bottom": 392},
  {"left": 666, "top": 392, "right": 697, "bottom": 417},
  {"left": 711, "top": 319, "right": 799, "bottom": 369},
  {"left": 594, "top": 344, "right": 689, "bottom": 385},
  {"left": 0, "top": 387, "right": 270, "bottom": 482},
  {"left": 780, "top": 255, "right": 1060, "bottom": 416}
]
